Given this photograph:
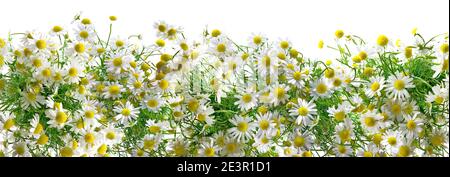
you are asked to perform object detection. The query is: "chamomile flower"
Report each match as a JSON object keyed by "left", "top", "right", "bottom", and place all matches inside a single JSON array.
[
  {"left": 74, "top": 24, "right": 95, "bottom": 42},
  {"left": 222, "top": 139, "right": 244, "bottom": 157},
  {"left": 99, "top": 124, "right": 123, "bottom": 145},
  {"left": 254, "top": 113, "right": 276, "bottom": 137},
  {"left": 45, "top": 108, "right": 70, "bottom": 129},
  {"left": 229, "top": 115, "right": 257, "bottom": 142},
  {"left": 327, "top": 102, "right": 352, "bottom": 122},
  {"left": 400, "top": 113, "right": 424, "bottom": 140},
  {"left": 21, "top": 89, "right": 45, "bottom": 109},
  {"left": 334, "top": 119, "right": 354, "bottom": 143},
  {"left": 290, "top": 131, "right": 313, "bottom": 150},
  {"left": 167, "top": 138, "right": 189, "bottom": 157},
  {"left": 143, "top": 94, "right": 164, "bottom": 112},
  {"left": 199, "top": 138, "right": 219, "bottom": 157},
  {"left": 426, "top": 85, "right": 448, "bottom": 104},
  {"left": 114, "top": 101, "right": 139, "bottom": 127},
  {"left": 235, "top": 87, "right": 258, "bottom": 111},
  {"left": 64, "top": 60, "right": 85, "bottom": 84},
  {"left": 195, "top": 105, "right": 215, "bottom": 126},
  {"left": 387, "top": 72, "right": 414, "bottom": 100},
  {"left": 286, "top": 65, "right": 306, "bottom": 88},
  {"left": 365, "top": 76, "right": 386, "bottom": 98},
  {"left": 334, "top": 144, "right": 353, "bottom": 157},
  {"left": 360, "top": 110, "right": 383, "bottom": 133},
  {"left": 253, "top": 135, "right": 273, "bottom": 153},
  {"left": 103, "top": 82, "right": 124, "bottom": 99},
  {"left": 141, "top": 134, "right": 162, "bottom": 151},
  {"left": 311, "top": 78, "right": 333, "bottom": 99},
  {"left": 289, "top": 98, "right": 317, "bottom": 126},
  {"left": 29, "top": 114, "right": 44, "bottom": 138},
  {"left": 356, "top": 143, "right": 379, "bottom": 157},
  {"left": 248, "top": 33, "right": 266, "bottom": 47},
  {"left": 269, "top": 83, "right": 290, "bottom": 106},
  {"left": 382, "top": 130, "right": 402, "bottom": 151},
  {"left": 12, "top": 142, "right": 31, "bottom": 157},
  {"left": 0, "top": 112, "right": 17, "bottom": 133}
]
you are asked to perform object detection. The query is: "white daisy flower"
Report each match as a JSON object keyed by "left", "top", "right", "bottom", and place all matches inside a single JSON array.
[
  {"left": 289, "top": 98, "right": 317, "bottom": 126},
  {"left": 114, "top": 101, "right": 139, "bottom": 127},
  {"left": 229, "top": 115, "right": 257, "bottom": 142},
  {"left": 386, "top": 72, "right": 414, "bottom": 101},
  {"left": 365, "top": 76, "right": 386, "bottom": 98}
]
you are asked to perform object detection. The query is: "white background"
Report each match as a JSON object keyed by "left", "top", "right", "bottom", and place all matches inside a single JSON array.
[{"left": 0, "top": 0, "right": 448, "bottom": 56}]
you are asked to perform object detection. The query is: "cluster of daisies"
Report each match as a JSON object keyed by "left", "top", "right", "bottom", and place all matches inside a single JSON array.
[{"left": 0, "top": 16, "right": 448, "bottom": 157}]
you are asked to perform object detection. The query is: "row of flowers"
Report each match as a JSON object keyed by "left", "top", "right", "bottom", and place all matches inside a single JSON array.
[{"left": 0, "top": 15, "right": 448, "bottom": 157}]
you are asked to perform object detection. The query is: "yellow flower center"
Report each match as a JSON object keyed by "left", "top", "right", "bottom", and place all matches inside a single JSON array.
[
  {"left": 84, "top": 110, "right": 95, "bottom": 119},
  {"left": 334, "top": 111, "right": 346, "bottom": 121},
  {"left": 97, "top": 144, "right": 108, "bottom": 155},
  {"left": 113, "top": 57, "right": 122, "bottom": 67},
  {"left": 280, "top": 41, "right": 289, "bottom": 49},
  {"left": 115, "top": 40, "right": 124, "bottom": 47},
  {"left": 55, "top": 111, "right": 68, "bottom": 124},
  {"left": 33, "top": 123, "right": 43, "bottom": 134},
  {"left": 156, "top": 39, "right": 165, "bottom": 47},
  {"left": 358, "top": 51, "right": 368, "bottom": 60},
  {"left": 275, "top": 87, "right": 285, "bottom": 99},
  {"left": 148, "top": 126, "right": 161, "bottom": 133},
  {"left": 60, "top": 147, "right": 74, "bottom": 157},
  {"left": 294, "top": 136, "right": 305, "bottom": 147},
  {"left": 371, "top": 82, "right": 380, "bottom": 91},
  {"left": 337, "top": 145, "right": 347, "bottom": 154},
  {"left": 3, "top": 118, "right": 15, "bottom": 130},
  {"left": 253, "top": 36, "right": 262, "bottom": 45},
  {"left": 204, "top": 148, "right": 215, "bottom": 157},
  {"left": 211, "top": 29, "right": 221, "bottom": 37},
  {"left": 106, "top": 131, "right": 116, "bottom": 140},
  {"left": 75, "top": 43, "right": 85, "bottom": 53},
  {"left": 32, "top": 58, "right": 42, "bottom": 67},
  {"left": 440, "top": 43, "right": 449, "bottom": 54},
  {"left": 335, "top": 30, "right": 344, "bottom": 39},
  {"left": 37, "top": 134, "right": 49, "bottom": 145},
  {"left": 297, "top": 107, "right": 309, "bottom": 116},
  {"left": 187, "top": 99, "right": 199, "bottom": 112},
  {"left": 398, "top": 145, "right": 410, "bottom": 157},
  {"left": 121, "top": 108, "right": 131, "bottom": 116},
  {"left": 147, "top": 99, "right": 158, "bottom": 108},
  {"left": 364, "top": 117, "right": 376, "bottom": 127},
  {"left": 108, "top": 85, "right": 121, "bottom": 95},
  {"left": 316, "top": 83, "right": 328, "bottom": 94},
  {"left": 36, "top": 40, "right": 47, "bottom": 50},
  {"left": 143, "top": 139, "right": 156, "bottom": 150},
  {"left": 42, "top": 68, "right": 52, "bottom": 77},
  {"left": 406, "top": 120, "right": 416, "bottom": 130},
  {"left": 237, "top": 122, "right": 249, "bottom": 132},
  {"left": 339, "top": 130, "right": 351, "bottom": 142},
  {"left": 377, "top": 35, "right": 389, "bottom": 46},
  {"left": 242, "top": 94, "right": 252, "bottom": 103},
  {"left": 387, "top": 137, "right": 397, "bottom": 146},
  {"left": 393, "top": 80, "right": 405, "bottom": 90},
  {"left": 84, "top": 133, "right": 95, "bottom": 144},
  {"left": 435, "top": 96, "right": 444, "bottom": 104},
  {"left": 159, "top": 80, "right": 169, "bottom": 90},
  {"left": 158, "top": 24, "right": 166, "bottom": 32},
  {"left": 404, "top": 47, "right": 413, "bottom": 58},
  {"left": 259, "top": 120, "right": 270, "bottom": 130},
  {"left": 79, "top": 30, "right": 89, "bottom": 39},
  {"left": 68, "top": 67, "right": 78, "bottom": 77},
  {"left": 216, "top": 43, "right": 226, "bottom": 53},
  {"left": 293, "top": 71, "right": 302, "bottom": 80},
  {"left": 363, "top": 151, "right": 373, "bottom": 157},
  {"left": 431, "top": 134, "right": 444, "bottom": 146}
]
